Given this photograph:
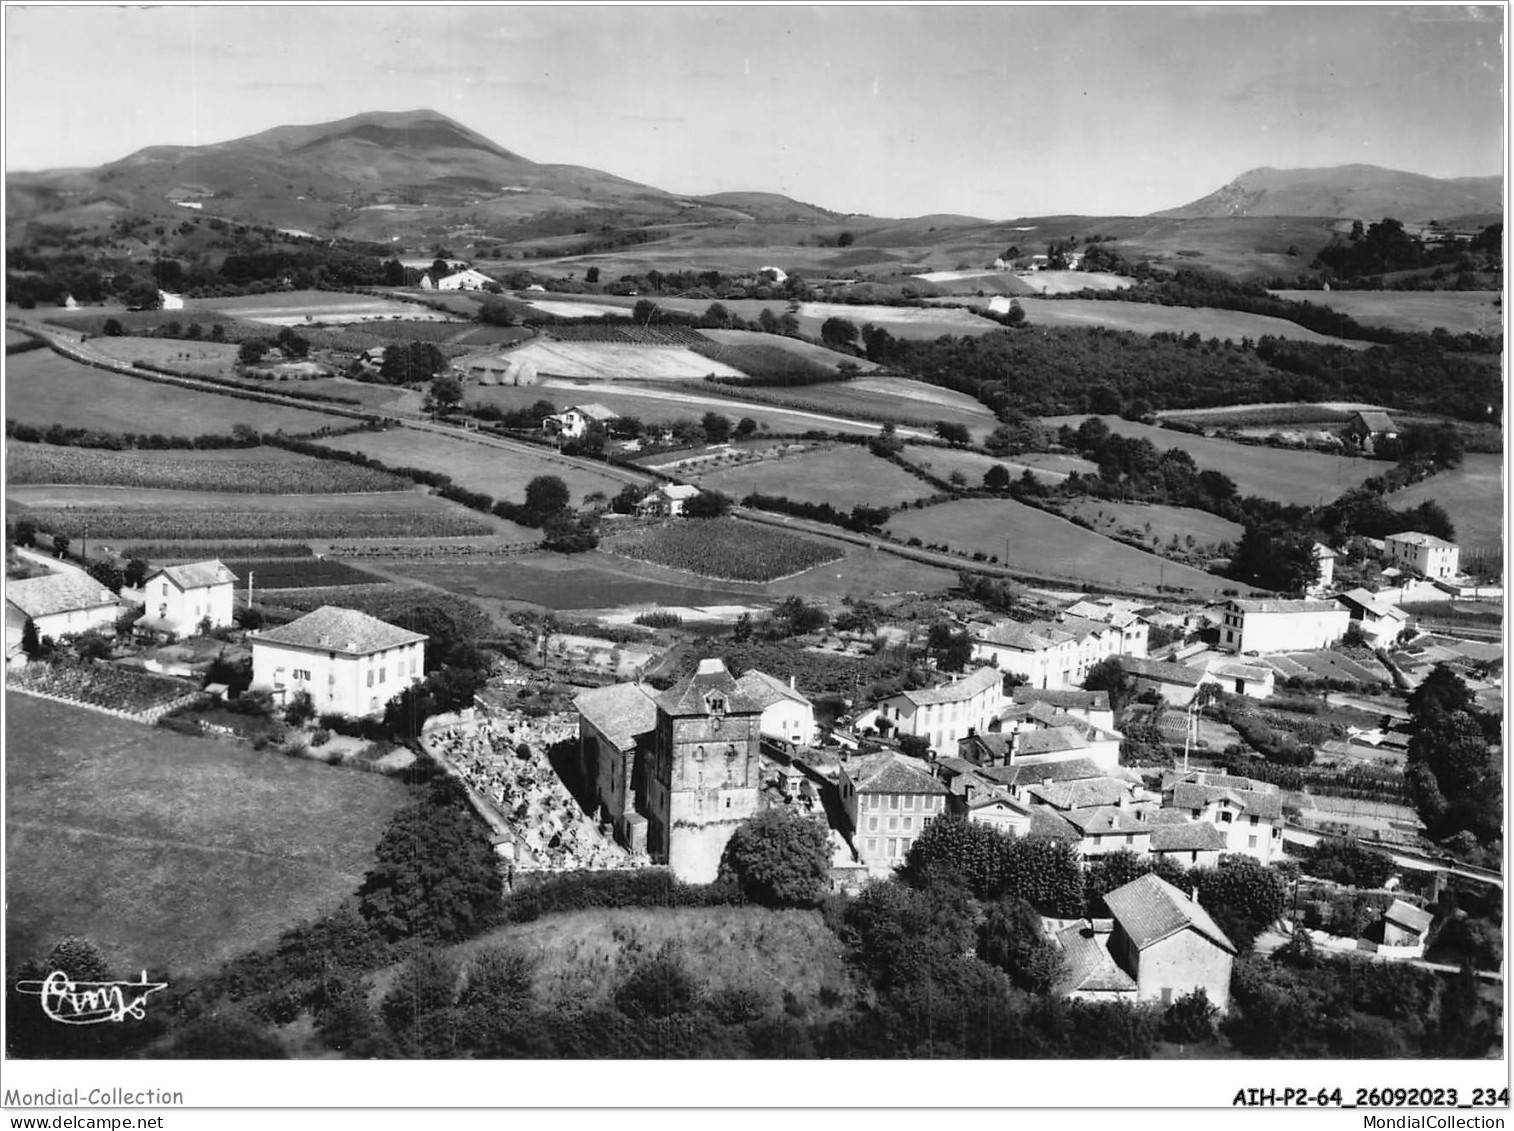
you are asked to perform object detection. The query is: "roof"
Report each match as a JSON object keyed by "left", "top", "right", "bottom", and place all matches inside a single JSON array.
[
  {"left": 253, "top": 605, "right": 427, "bottom": 655},
  {"left": 1205, "top": 659, "right": 1273, "bottom": 683},
  {"left": 734, "top": 669, "right": 811, "bottom": 710},
  {"left": 1383, "top": 899, "right": 1434, "bottom": 936},
  {"left": 1011, "top": 686, "right": 1111, "bottom": 713},
  {"left": 968, "top": 792, "right": 1032, "bottom": 816},
  {"left": 1121, "top": 656, "right": 1204, "bottom": 687},
  {"left": 1029, "top": 806, "right": 1080, "bottom": 841},
  {"left": 1351, "top": 410, "right": 1399, "bottom": 433},
  {"left": 1337, "top": 588, "right": 1404, "bottom": 621},
  {"left": 1060, "top": 804, "right": 1156, "bottom": 835},
  {"left": 149, "top": 560, "right": 236, "bottom": 590},
  {"left": 1055, "top": 923, "right": 1138, "bottom": 994},
  {"left": 661, "top": 484, "right": 701, "bottom": 500},
  {"left": 573, "top": 682, "right": 658, "bottom": 751},
  {"left": 973, "top": 619, "right": 1071, "bottom": 651},
  {"left": 655, "top": 657, "right": 761, "bottom": 716},
  {"left": 1312, "top": 543, "right": 1339, "bottom": 560},
  {"left": 1016, "top": 726, "right": 1092, "bottom": 758},
  {"left": 1026, "top": 777, "right": 1135, "bottom": 811},
  {"left": 1227, "top": 598, "right": 1347, "bottom": 616},
  {"left": 5, "top": 571, "right": 123, "bottom": 619},
  {"left": 896, "top": 666, "right": 1002, "bottom": 707},
  {"left": 1104, "top": 873, "right": 1237, "bottom": 954},
  {"left": 1170, "top": 781, "right": 1283, "bottom": 821},
  {"left": 847, "top": 751, "right": 950, "bottom": 796},
  {"left": 1150, "top": 821, "right": 1228, "bottom": 853},
  {"left": 1386, "top": 531, "right": 1456, "bottom": 550},
  {"left": 985, "top": 757, "right": 1131, "bottom": 789},
  {"left": 570, "top": 403, "right": 619, "bottom": 422}
]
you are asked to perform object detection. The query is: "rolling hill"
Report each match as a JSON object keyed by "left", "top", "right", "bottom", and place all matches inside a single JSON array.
[{"left": 1158, "top": 164, "right": 1503, "bottom": 222}]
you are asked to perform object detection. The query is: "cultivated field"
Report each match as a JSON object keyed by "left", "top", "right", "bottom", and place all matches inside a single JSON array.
[
  {"left": 313, "top": 428, "right": 644, "bottom": 504},
  {"left": 605, "top": 517, "right": 844, "bottom": 582},
  {"left": 4, "top": 350, "right": 347, "bottom": 436},
  {"left": 714, "top": 377, "right": 996, "bottom": 435},
  {"left": 4, "top": 694, "right": 407, "bottom": 976},
  {"left": 521, "top": 299, "right": 640, "bottom": 318},
  {"left": 8, "top": 487, "right": 497, "bottom": 541},
  {"left": 897, "top": 444, "right": 1098, "bottom": 485},
  {"left": 696, "top": 329, "right": 880, "bottom": 373},
  {"left": 1155, "top": 403, "right": 1358, "bottom": 430},
  {"left": 1059, "top": 498, "right": 1245, "bottom": 551},
  {"left": 1040, "top": 415, "right": 1383, "bottom": 505},
  {"left": 1270, "top": 290, "right": 1503, "bottom": 336},
  {"left": 692, "top": 445, "right": 935, "bottom": 508},
  {"left": 221, "top": 557, "right": 380, "bottom": 589},
  {"left": 945, "top": 296, "right": 1365, "bottom": 346},
  {"left": 6, "top": 441, "right": 411, "bottom": 494},
  {"left": 795, "top": 301, "right": 998, "bottom": 339},
  {"left": 87, "top": 336, "right": 243, "bottom": 378},
  {"left": 495, "top": 341, "right": 746, "bottom": 381},
  {"left": 886, "top": 498, "right": 1234, "bottom": 594},
  {"left": 1013, "top": 271, "right": 1136, "bottom": 294},
  {"left": 1385, "top": 453, "right": 1503, "bottom": 555},
  {"left": 191, "top": 290, "right": 462, "bottom": 326}
]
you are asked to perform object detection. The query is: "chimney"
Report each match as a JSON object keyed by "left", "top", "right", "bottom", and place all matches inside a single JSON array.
[
  {"left": 789, "top": 675, "right": 796, "bottom": 690},
  {"left": 1190, "top": 886, "right": 1200, "bottom": 904},
  {"left": 319, "top": 634, "right": 331, "bottom": 646}
]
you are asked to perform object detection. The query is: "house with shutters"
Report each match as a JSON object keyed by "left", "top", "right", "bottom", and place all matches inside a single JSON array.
[
  {"left": 734, "top": 669, "right": 816, "bottom": 747},
  {"left": 5, "top": 571, "right": 126, "bottom": 643},
  {"left": 840, "top": 750, "right": 951, "bottom": 872},
  {"left": 637, "top": 483, "right": 702, "bottom": 517},
  {"left": 1335, "top": 587, "right": 1411, "bottom": 646},
  {"left": 141, "top": 560, "right": 236, "bottom": 637},
  {"left": 1383, "top": 531, "right": 1460, "bottom": 581},
  {"left": 1103, "top": 873, "right": 1238, "bottom": 1010},
  {"left": 1164, "top": 772, "right": 1284, "bottom": 864},
  {"left": 1217, "top": 598, "right": 1351, "bottom": 655},
  {"left": 249, "top": 605, "right": 426, "bottom": 718},
  {"left": 872, "top": 666, "right": 1005, "bottom": 755}
]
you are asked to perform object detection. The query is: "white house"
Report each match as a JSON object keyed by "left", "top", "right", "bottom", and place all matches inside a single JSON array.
[
  {"left": 1217, "top": 598, "right": 1351, "bottom": 655},
  {"left": 455, "top": 353, "right": 537, "bottom": 386},
  {"left": 734, "top": 669, "right": 817, "bottom": 746},
  {"left": 637, "top": 483, "right": 701, "bottom": 517},
  {"left": 545, "top": 403, "right": 618, "bottom": 440},
  {"left": 1384, "top": 531, "right": 1460, "bottom": 581},
  {"left": 971, "top": 615, "right": 1143, "bottom": 691},
  {"left": 840, "top": 750, "right": 951, "bottom": 873},
  {"left": 1103, "top": 874, "right": 1238, "bottom": 1011},
  {"left": 1336, "top": 588, "right": 1411, "bottom": 647},
  {"left": 141, "top": 560, "right": 236, "bottom": 637},
  {"left": 250, "top": 605, "right": 427, "bottom": 718},
  {"left": 874, "top": 666, "right": 1005, "bottom": 755},
  {"left": 1199, "top": 657, "right": 1276, "bottom": 700},
  {"left": 5, "top": 572, "right": 125, "bottom": 643},
  {"left": 1308, "top": 543, "right": 1338, "bottom": 597},
  {"left": 1165, "top": 773, "right": 1284, "bottom": 864},
  {"left": 436, "top": 268, "right": 496, "bottom": 291},
  {"left": 158, "top": 291, "right": 185, "bottom": 310}
]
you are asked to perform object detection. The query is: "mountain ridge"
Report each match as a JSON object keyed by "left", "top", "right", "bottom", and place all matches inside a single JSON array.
[{"left": 1157, "top": 163, "right": 1503, "bottom": 221}]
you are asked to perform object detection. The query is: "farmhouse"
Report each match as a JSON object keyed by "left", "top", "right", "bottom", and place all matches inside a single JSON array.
[
  {"left": 1217, "top": 598, "right": 1351, "bottom": 655},
  {"left": 637, "top": 483, "right": 701, "bottom": 517},
  {"left": 5, "top": 572, "right": 126, "bottom": 643},
  {"left": 1120, "top": 655, "right": 1206, "bottom": 706},
  {"left": 1102, "top": 873, "right": 1238, "bottom": 1010},
  {"left": 249, "top": 605, "right": 426, "bottom": 718},
  {"left": 1335, "top": 587, "right": 1411, "bottom": 646},
  {"left": 545, "top": 403, "right": 619, "bottom": 439},
  {"left": 1379, "top": 899, "right": 1435, "bottom": 957},
  {"left": 873, "top": 666, "right": 1005, "bottom": 755},
  {"left": 436, "top": 268, "right": 496, "bottom": 291},
  {"left": 158, "top": 291, "right": 185, "bottom": 311},
  {"left": 734, "top": 669, "right": 817, "bottom": 747},
  {"left": 1148, "top": 812, "right": 1228, "bottom": 868},
  {"left": 1343, "top": 410, "right": 1400, "bottom": 452},
  {"left": 1198, "top": 656, "right": 1275, "bottom": 700},
  {"left": 1384, "top": 531, "right": 1460, "bottom": 581},
  {"left": 840, "top": 750, "right": 950, "bottom": 872},
  {"left": 455, "top": 352, "right": 537, "bottom": 385},
  {"left": 141, "top": 559, "right": 236, "bottom": 637}
]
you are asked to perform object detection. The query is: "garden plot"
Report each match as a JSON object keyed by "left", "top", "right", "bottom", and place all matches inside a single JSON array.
[{"left": 500, "top": 341, "right": 746, "bottom": 380}]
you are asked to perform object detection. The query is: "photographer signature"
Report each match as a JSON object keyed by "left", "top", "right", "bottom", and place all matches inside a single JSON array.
[{"left": 15, "top": 971, "right": 169, "bottom": 1024}]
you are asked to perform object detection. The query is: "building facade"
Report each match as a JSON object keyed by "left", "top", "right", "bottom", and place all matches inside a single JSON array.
[
  {"left": 142, "top": 560, "right": 236, "bottom": 637},
  {"left": 1218, "top": 598, "right": 1351, "bottom": 655},
  {"left": 1384, "top": 532, "right": 1460, "bottom": 581},
  {"left": 840, "top": 751, "right": 951, "bottom": 872},
  {"left": 249, "top": 605, "right": 426, "bottom": 718},
  {"left": 734, "top": 669, "right": 817, "bottom": 747},
  {"left": 5, "top": 572, "right": 125, "bottom": 643},
  {"left": 1105, "top": 874, "right": 1238, "bottom": 1011},
  {"left": 875, "top": 666, "right": 1005, "bottom": 755}
]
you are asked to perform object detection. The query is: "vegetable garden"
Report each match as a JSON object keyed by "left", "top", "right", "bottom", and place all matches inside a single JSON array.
[
  {"left": 223, "top": 558, "right": 380, "bottom": 589},
  {"left": 605, "top": 518, "right": 844, "bottom": 582},
  {"left": 7, "top": 662, "right": 198, "bottom": 718}
]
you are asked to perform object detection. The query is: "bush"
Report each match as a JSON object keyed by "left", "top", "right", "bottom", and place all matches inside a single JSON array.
[
  {"left": 718, "top": 807, "right": 831, "bottom": 908},
  {"left": 613, "top": 943, "right": 701, "bottom": 1019},
  {"left": 1162, "top": 987, "right": 1219, "bottom": 1043}
]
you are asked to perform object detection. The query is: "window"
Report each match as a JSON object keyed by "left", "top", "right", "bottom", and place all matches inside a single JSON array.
[
  {"left": 902, "top": 817, "right": 912, "bottom": 832},
  {"left": 887, "top": 838, "right": 898, "bottom": 858},
  {"left": 890, "top": 795, "right": 900, "bottom": 810},
  {"left": 867, "top": 816, "right": 877, "bottom": 832},
  {"left": 1219, "top": 811, "right": 1233, "bottom": 823},
  {"left": 1249, "top": 814, "right": 1258, "bottom": 826},
  {"left": 724, "top": 796, "right": 732, "bottom": 809},
  {"left": 369, "top": 697, "right": 377, "bottom": 710},
  {"left": 1248, "top": 835, "right": 1258, "bottom": 849},
  {"left": 294, "top": 669, "right": 311, "bottom": 681},
  {"left": 379, "top": 667, "right": 386, "bottom": 684},
  {"left": 1191, "top": 851, "right": 1199, "bottom": 863},
  {"left": 162, "top": 584, "right": 168, "bottom": 597},
  {"left": 866, "top": 837, "right": 877, "bottom": 853},
  {"left": 904, "top": 795, "right": 915, "bottom": 811},
  {"left": 887, "top": 817, "right": 898, "bottom": 832},
  {"left": 366, "top": 671, "right": 374, "bottom": 687}
]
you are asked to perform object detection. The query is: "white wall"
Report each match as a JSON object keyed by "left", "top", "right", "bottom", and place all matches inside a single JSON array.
[{"left": 251, "top": 638, "right": 425, "bottom": 717}]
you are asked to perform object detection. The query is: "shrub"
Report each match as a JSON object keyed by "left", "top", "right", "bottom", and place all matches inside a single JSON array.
[
  {"left": 613, "top": 943, "right": 702, "bottom": 1019},
  {"left": 718, "top": 807, "right": 830, "bottom": 908},
  {"left": 1162, "top": 987, "right": 1219, "bottom": 1043}
]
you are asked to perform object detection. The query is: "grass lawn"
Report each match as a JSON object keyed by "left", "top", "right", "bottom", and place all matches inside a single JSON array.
[
  {"left": 1384, "top": 453, "right": 1503, "bottom": 555},
  {"left": 692, "top": 445, "right": 934, "bottom": 509},
  {"left": 312, "top": 428, "right": 645, "bottom": 505},
  {"left": 1270, "top": 290, "right": 1503, "bottom": 336},
  {"left": 87, "top": 336, "right": 243, "bottom": 378},
  {"left": 4, "top": 694, "right": 407, "bottom": 976},
  {"left": 1059, "top": 498, "right": 1244, "bottom": 552},
  {"left": 898, "top": 444, "right": 1097, "bottom": 486},
  {"left": 1040, "top": 415, "right": 1382, "bottom": 505},
  {"left": 886, "top": 497, "right": 1234, "bottom": 594},
  {"left": 5, "top": 350, "right": 348, "bottom": 436},
  {"left": 795, "top": 301, "right": 999, "bottom": 339}
]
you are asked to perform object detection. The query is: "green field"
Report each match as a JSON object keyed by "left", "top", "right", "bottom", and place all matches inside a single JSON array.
[
  {"left": 985, "top": 297, "right": 1367, "bottom": 347},
  {"left": 605, "top": 516, "right": 844, "bottom": 581},
  {"left": 87, "top": 336, "right": 244, "bottom": 377},
  {"left": 6, "top": 441, "right": 411, "bottom": 494},
  {"left": 313, "top": 428, "right": 644, "bottom": 505},
  {"left": 696, "top": 329, "right": 880, "bottom": 373},
  {"left": 1060, "top": 498, "right": 1244, "bottom": 552},
  {"left": 1385, "top": 453, "right": 1504, "bottom": 555},
  {"left": 886, "top": 497, "right": 1234, "bottom": 594},
  {"left": 5, "top": 349, "right": 347, "bottom": 436},
  {"left": 4, "top": 693, "right": 407, "bottom": 976},
  {"left": 897, "top": 444, "right": 1098, "bottom": 485},
  {"left": 720, "top": 377, "right": 997, "bottom": 436},
  {"left": 692, "top": 444, "right": 934, "bottom": 508},
  {"left": 1041, "top": 415, "right": 1383, "bottom": 505},
  {"left": 1270, "top": 290, "right": 1503, "bottom": 336}
]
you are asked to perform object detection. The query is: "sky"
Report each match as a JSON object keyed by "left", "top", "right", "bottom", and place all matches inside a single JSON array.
[{"left": 3, "top": 4, "right": 1506, "bottom": 219}]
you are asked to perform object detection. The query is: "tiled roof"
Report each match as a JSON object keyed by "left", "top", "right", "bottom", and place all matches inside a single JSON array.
[
  {"left": 1228, "top": 598, "right": 1347, "bottom": 616},
  {"left": 968, "top": 792, "right": 1032, "bottom": 816},
  {"left": 1312, "top": 543, "right": 1339, "bottom": 559},
  {"left": 849, "top": 751, "right": 951, "bottom": 796},
  {"left": 1352, "top": 410, "right": 1399, "bottom": 433},
  {"left": 1016, "top": 726, "right": 1091, "bottom": 757},
  {"left": 1205, "top": 659, "right": 1272, "bottom": 683},
  {"left": 662, "top": 484, "right": 701, "bottom": 500},
  {"left": 5, "top": 571, "right": 122, "bottom": 619},
  {"left": 734, "top": 668, "right": 811, "bottom": 710},
  {"left": 1383, "top": 898, "right": 1434, "bottom": 936},
  {"left": 571, "top": 403, "right": 619, "bottom": 422},
  {"left": 1027, "top": 777, "right": 1134, "bottom": 811},
  {"left": 152, "top": 560, "right": 236, "bottom": 590},
  {"left": 1122, "top": 656, "right": 1204, "bottom": 687},
  {"left": 1060, "top": 804, "right": 1156, "bottom": 835},
  {"left": 1011, "top": 686, "right": 1112, "bottom": 713},
  {"left": 973, "top": 619, "right": 1070, "bottom": 651},
  {"left": 1170, "top": 781, "right": 1282, "bottom": 821},
  {"left": 655, "top": 657, "right": 761, "bottom": 716},
  {"left": 960, "top": 732, "right": 1014, "bottom": 763},
  {"left": 253, "top": 606, "right": 427, "bottom": 655},
  {"left": 1029, "top": 806, "right": 1080, "bottom": 841},
  {"left": 985, "top": 757, "right": 1128, "bottom": 788},
  {"left": 1055, "top": 924, "right": 1138, "bottom": 994},
  {"left": 573, "top": 682, "right": 657, "bottom": 751},
  {"left": 1150, "top": 821, "right": 1228, "bottom": 852},
  {"left": 1104, "top": 873, "right": 1237, "bottom": 954},
  {"left": 1386, "top": 531, "right": 1456, "bottom": 550},
  {"left": 898, "top": 666, "right": 1002, "bottom": 707},
  {"left": 1337, "top": 588, "right": 1401, "bottom": 621}
]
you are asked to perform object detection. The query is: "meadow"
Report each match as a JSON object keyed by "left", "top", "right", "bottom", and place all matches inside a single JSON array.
[
  {"left": 221, "top": 557, "right": 380, "bottom": 589},
  {"left": 313, "top": 428, "right": 644, "bottom": 504},
  {"left": 1040, "top": 415, "right": 1383, "bottom": 505},
  {"left": 1013, "top": 270, "right": 1136, "bottom": 294},
  {"left": 4, "top": 694, "right": 407, "bottom": 976},
  {"left": 885, "top": 497, "right": 1234, "bottom": 594},
  {"left": 701, "top": 378, "right": 993, "bottom": 436},
  {"left": 604, "top": 517, "right": 844, "bottom": 581},
  {"left": 1270, "top": 290, "right": 1503, "bottom": 336},
  {"left": 897, "top": 444, "right": 1098, "bottom": 485},
  {"left": 795, "top": 301, "right": 998, "bottom": 339},
  {"left": 86, "top": 336, "right": 243, "bottom": 378},
  {"left": 4, "top": 349, "right": 347, "bottom": 436},
  {"left": 1058, "top": 498, "right": 1245, "bottom": 552},
  {"left": 692, "top": 444, "right": 935, "bottom": 509},
  {"left": 190, "top": 290, "right": 463, "bottom": 326},
  {"left": 697, "top": 328, "right": 880, "bottom": 374},
  {"left": 490, "top": 341, "right": 747, "bottom": 381},
  {"left": 6, "top": 441, "right": 411, "bottom": 494},
  {"left": 1384, "top": 452, "right": 1503, "bottom": 555}
]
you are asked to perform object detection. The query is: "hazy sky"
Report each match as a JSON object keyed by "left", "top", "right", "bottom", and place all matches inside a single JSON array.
[{"left": 4, "top": 4, "right": 1505, "bottom": 218}]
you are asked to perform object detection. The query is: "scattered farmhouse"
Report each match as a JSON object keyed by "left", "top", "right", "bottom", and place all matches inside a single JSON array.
[
  {"left": 1378, "top": 899, "right": 1435, "bottom": 958},
  {"left": 249, "top": 605, "right": 427, "bottom": 719},
  {"left": 637, "top": 483, "right": 701, "bottom": 517},
  {"left": 140, "top": 560, "right": 236, "bottom": 637},
  {"left": 1343, "top": 410, "right": 1400, "bottom": 453},
  {"left": 1101, "top": 873, "right": 1238, "bottom": 1010},
  {"left": 840, "top": 749, "right": 951, "bottom": 872},
  {"left": 5, "top": 571, "right": 126, "bottom": 644},
  {"left": 425, "top": 268, "right": 495, "bottom": 291},
  {"left": 1196, "top": 656, "right": 1276, "bottom": 700},
  {"left": 872, "top": 666, "right": 1005, "bottom": 755},
  {"left": 1384, "top": 531, "right": 1460, "bottom": 581},
  {"left": 544, "top": 403, "right": 619, "bottom": 439},
  {"left": 1217, "top": 598, "right": 1351, "bottom": 655},
  {"left": 734, "top": 669, "right": 817, "bottom": 747},
  {"left": 158, "top": 290, "right": 185, "bottom": 310}
]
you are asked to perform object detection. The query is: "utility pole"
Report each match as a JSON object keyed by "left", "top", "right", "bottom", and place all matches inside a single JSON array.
[{"left": 247, "top": 569, "right": 254, "bottom": 612}]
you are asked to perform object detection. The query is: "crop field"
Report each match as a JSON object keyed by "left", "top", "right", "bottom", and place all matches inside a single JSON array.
[
  {"left": 131, "top": 541, "right": 315, "bottom": 561},
  {"left": 6, "top": 441, "right": 411, "bottom": 494},
  {"left": 4, "top": 693, "right": 407, "bottom": 976},
  {"left": 86, "top": 336, "right": 243, "bottom": 378},
  {"left": 191, "top": 290, "right": 463, "bottom": 326},
  {"left": 1155, "top": 403, "right": 1355, "bottom": 430},
  {"left": 886, "top": 498, "right": 1234, "bottom": 594},
  {"left": 543, "top": 324, "right": 709, "bottom": 346},
  {"left": 1385, "top": 453, "right": 1504, "bottom": 554},
  {"left": 522, "top": 299, "right": 642, "bottom": 318},
  {"left": 711, "top": 378, "right": 994, "bottom": 436},
  {"left": 1013, "top": 271, "right": 1137, "bottom": 294},
  {"left": 493, "top": 341, "right": 746, "bottom": 380},
  {"left": 1039, "top": 415, "right": 1383, "bottom": 505},
  {"left": 692, "top": 445, "right": 935, "bottom": 508},
  {"left": 897, "top": 444, "right": 1097, "bottom": 485},
  {"left": 1059, "top": 499, "right": 1244, "bottom": 551},
  {"left": 9, "top": 487, "right": 495, "bottom": 541},
  {"left": 222, "top": 558, "right": 380, "bottom": 589},
  {"left": 605, "top": 517, "right": 844, "bottom": 581},
  {"left": 843, "top": 377, "right": 991, "bottom": 412},
  {"left": 795, "top": 301, "right": 998, "bottom": 339},
  {"left": 948, "top": 297, "right": 1366, "bottom": 346},
  {"left": 697, "top": 329, "right": 880, "bottom": 374},
  {"left": 312, "top": 428, "right": 643, "bottom": 504},
  {"left": 45, "top": 308, "right": 240, "bottom": 336},
  {"left": 1270, "top": 290, "right": 1503, "bottom": 336},
  {"left": 7, "top": 663, "right": 196, "bottom": 717},
  {"left": 5, "top": 350, "right": 347, "bottom": 437}
]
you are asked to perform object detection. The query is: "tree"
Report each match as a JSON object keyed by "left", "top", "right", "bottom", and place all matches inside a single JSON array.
[
  {"left": 380, "top": 342, "right": 447, "bottom": 385},
  {"left": 1083, "top": 657, "right": 1134, "bottom": 711},
  {"left": 122, "top": 279, "right": 161, "bottom": 311},
  {"left": 736, "top": 416, "right": 758, "bottom": 438},
  {"left": 430, "top": 374, "right": 464, "bottom": 411},
  {"left": 1191, "top": 856, "right": 1287, "bottom": 952},
  {"left": 540, "top": 512, "right": 599, "bottom": 553},
  {"left": 430, "top": 258, "right": 451, "bottom": 281},
  {"left": 102, "top": 318, "right": 125, "bottom": 337},
  {"left": 820, "top": 316, "right": 859, "bottom": 351},
  {"left": 523, "top": 475, "right": 571, "bottom": 524},
  {"left": 585, "top": 266, "right": 600, "bottom": 285},
  {"left": 836, "top": 231, "right": 855, "bottom": 248},
  {"left": 701, "top": 411, "right": 732, "bottom": 443},
  {"left": 238, "top": 339, "right": 270, "bottom": 365},
  {"left": 777, "top": 312, "right": 800, "bottom": 337},
  {"left": 13, "top": 519, "right": 37, "bottom": 548},
  {"left": 21, "top": 617, "right": 41, "bottom": 659},
  {"left": 926, "top": 623, "right": 973, "bottom": 672},
  {"left": 614, "top": 943, "right": 701, "bottom": 1019},
  {"left": 285, "top": 689, "right": 316, "bottom": 728},
  {"left": 275, "top": 326, "right": 310, "bottom": 358},
  {"left": 935, "top": 421, "right": 971, "bottom": 446},
  {"left": 719, "top": 807, "right": 830, "bottom": 907},
  {"left": 1230, "top": 524, "right": 1318, "bottom": 594},
  {"left": 632, "top": 298, "right": 660, "bottom": 324},
  {"left": 52, "top": 534, "right": 70, "bottom": 560},
  {"left": 983, "top": 464, "right": 1012, "bottom": 492},
  {"left": 1005, "top": 299, "right": 1027, "bottom": 327},
  {"left": 682, "top": 489, "right": 732, "bottom": 519},
  {"left": 86, "top": 560, "right": 125, "bottom": 593},
  {"left": 731, "top": 612, "right": 753, "bottom": 643},
  {"left": 977, "top": 896, "right": 1067, "bottom": 993}
]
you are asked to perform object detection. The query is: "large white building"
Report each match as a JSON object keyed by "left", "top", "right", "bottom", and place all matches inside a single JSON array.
[
  {"left": 1384, "top": 531, "right": 1460, "bottom": 581},
  {"left": 874, "top": 666, "right": 1005, "bottom": 755},
  {"left": 5, "top": 572, "right": 125, "bottom": 643},
  {"left": 734, "top": 669, "right": 817, "bottom": 747},
  {"left": 141, "top": 560, "right": 236, "bottom": 637},
  {"left": 971, "top": 613, "right": 1145, "bottom": 690},
  {"left": 1217, "top": 598, "right": 1351, "bottom": 655},
  {"left": 250, "top": 605, "right": 427, "bottom": 718},
  {"left": 1165, "top": 772, "right": 1284, "bottom": 865}
]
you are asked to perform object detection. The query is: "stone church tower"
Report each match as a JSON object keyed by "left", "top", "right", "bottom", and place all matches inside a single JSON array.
[{"left": 648, "top": 658, "right": 763, "bottom": 882}]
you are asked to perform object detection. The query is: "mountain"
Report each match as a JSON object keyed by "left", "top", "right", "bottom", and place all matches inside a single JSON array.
[{"left": 1157, "top": 164, "right": 1503, "bottom": 221}]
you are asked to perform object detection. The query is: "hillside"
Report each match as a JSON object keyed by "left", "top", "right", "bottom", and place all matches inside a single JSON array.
[{"left": 1158, "top": 164, "right": 1503, "bottom": 222}]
